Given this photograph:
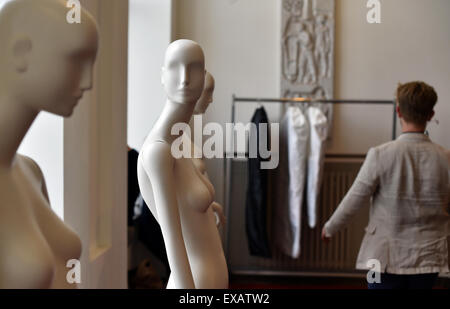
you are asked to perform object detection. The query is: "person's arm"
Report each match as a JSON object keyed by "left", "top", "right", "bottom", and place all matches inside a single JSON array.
[
  {"left": 322, "top": 148, "right": 380, "bottom": 240},
  {"left": 142, "top": 142, "right": 194, "bottom": 289}
]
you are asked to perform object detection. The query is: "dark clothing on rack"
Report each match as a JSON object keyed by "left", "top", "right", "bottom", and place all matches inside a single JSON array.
[
  {"left": 245, "top": 107, "right": 272, "bottom": 258},
  {"left": 128, "top": 149, "right": 140, "bottom": 226},
  {"left": 128, "top": 149, "right": 169, "bottom": 272},
  {"left": 134, "top": 195, "right": 170, "bottom": 272}
]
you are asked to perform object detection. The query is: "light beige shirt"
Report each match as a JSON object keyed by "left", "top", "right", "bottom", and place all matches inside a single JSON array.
[{"left": 324, "top": 133, "right": 450, "bottom": 274}]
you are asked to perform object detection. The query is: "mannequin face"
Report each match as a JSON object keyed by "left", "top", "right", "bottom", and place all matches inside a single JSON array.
[
  {"left": 19, "top": 23, "right": 98, "bottom": 117},
  {"left": 194, "top": 72, "right": 215, "bottom": 115},
  {"left": 0, "top": 0, "right": 99, "bottom": 117},
  {"left": 162, "top": 40, "right": 205, "bottom": 105}
]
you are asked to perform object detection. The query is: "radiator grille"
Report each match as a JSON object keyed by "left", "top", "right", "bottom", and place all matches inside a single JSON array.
[{"left": 227, "top": 159, "right": 368, "bottom": 274}]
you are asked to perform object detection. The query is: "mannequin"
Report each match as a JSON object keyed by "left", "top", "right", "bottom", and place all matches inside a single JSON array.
[
  {"left": 0, "top": 0, "right": 98, "bottom": 288},
  {"left": 188, "top": 72, "right": 226, "bottom": 228},
  {"left": 138, "top": 40, "right": 228, "bottom": 289}
]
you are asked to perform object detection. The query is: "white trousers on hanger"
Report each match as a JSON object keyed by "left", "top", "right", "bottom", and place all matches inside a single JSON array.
[
  {"left": 274, "top": 106, "right": 309, "bottom": 258},
  {"left": 305, "top": 106, "right": 329, "bottom": 228}
]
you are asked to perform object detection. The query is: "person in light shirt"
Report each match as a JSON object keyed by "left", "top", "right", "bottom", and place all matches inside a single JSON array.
[{"left": 322, "top": 81, "right": 450, "bottom": 289}]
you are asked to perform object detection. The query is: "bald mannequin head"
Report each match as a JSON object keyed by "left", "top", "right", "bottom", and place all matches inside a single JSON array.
[
  {"left": 0, "top": 0, "right": 99, "bottom": 117},
  {"left": 194, "top": 71, "right": 215, "bottom": 115},
  {"left": 161, "top": 39, "right": 206, "bottom": 105}
]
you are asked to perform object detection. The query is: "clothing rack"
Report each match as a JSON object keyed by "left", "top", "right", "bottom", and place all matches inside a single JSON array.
[
  {"left": 223, "top": 95, "right": 397, "bottom": 277},
  {"left": 231, "top": 95, "right": 397, "bottom": 140}
]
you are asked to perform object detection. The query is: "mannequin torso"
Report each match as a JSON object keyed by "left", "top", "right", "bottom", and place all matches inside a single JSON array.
[
  {"left": 0, "top": 155, "right": 81, "bottom": 289},
  {"left": 138, "top": 142, "right": 228, "bottom": 289}
]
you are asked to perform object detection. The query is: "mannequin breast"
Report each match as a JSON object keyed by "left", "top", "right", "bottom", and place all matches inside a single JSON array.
[
  {"left": 174, "top": 157, "right": 227, "bottom": 289},
  {"left": 137, "top": 152, "right": 215, "bottom": 217},
  {"left": 0, "top": 155, "right": 82, "bottom": 289},
  {"left": 174, "top": 157, "right": 215, "bottom": 213}
]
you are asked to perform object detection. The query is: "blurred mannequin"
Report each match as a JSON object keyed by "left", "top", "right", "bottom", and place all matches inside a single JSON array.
[
  {"left": 0, "top": 0, "right": 98, "bottom": 288},
  {"left": 188, "top": 72, "right": 226, "bottom": 228},
  {"left": 138, "top": 40, "right": 228, "bottom": 289}
]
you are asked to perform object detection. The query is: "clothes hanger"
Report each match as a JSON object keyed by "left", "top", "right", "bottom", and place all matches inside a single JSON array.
[{"left": 256, "top": 98, "right": 262, "bottom": 109}]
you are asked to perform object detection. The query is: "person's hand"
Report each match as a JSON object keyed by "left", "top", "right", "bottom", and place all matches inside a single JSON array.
[
  {"left": 321, "top": 226, "right": 331, "bottom": 244},
  {"left": 211, "top": 202, "right": 226, "bottom": 228}
]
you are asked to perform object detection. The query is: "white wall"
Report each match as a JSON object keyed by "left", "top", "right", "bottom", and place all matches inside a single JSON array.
[
  {"left": 329, "top": 0, "right": 450, "bottom": 153},
  {"left": 174, "top": 0, "right": 450, "bottom": 205},
  {"left": 174, "top": 0, "right": 282, "bottom": 205},
  {"left": 128, "top": 0, "right": 173, "bottom": 151}
]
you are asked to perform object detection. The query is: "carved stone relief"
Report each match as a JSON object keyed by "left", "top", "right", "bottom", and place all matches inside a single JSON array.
[{"left": 281, "top": 0, "right": 335, "bottom": 135}]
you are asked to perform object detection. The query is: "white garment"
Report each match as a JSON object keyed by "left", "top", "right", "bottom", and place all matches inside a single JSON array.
[
  {"left": 306, "top": 106, "right": 328, "bottom": 228},
  {"left": 274, "top": 106, "right": 309, "bottom": 258}
]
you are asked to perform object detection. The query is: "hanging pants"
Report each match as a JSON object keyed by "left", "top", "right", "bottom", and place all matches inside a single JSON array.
[
  {"left": 274, "top": 106, "right": 328, "bottom": 258},
  {"left": 306, "top": 106, "right": 329, "bottom": 228},
  {"left": 274, "top": 106, "right": 309, "bottom": 258}
]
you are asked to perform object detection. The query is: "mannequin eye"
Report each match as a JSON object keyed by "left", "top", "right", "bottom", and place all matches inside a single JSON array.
[
  {"left": 188, "top": 63, "right": 204, "bottom": 73},
  {"left": 69, "top": 48, "right": 97, "bottom": 61},
  {"left": 168, "top": 62, "right": 177, "bottom": 70}
]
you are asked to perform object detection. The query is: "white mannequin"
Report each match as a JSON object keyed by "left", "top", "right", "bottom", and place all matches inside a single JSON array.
[
  {"left": 0, "top": 0, "right": 98, "bottom": 288},
  {"left": 138, "top": 40, "right": 228, "bottom": 289},
  {"left": 188, "top": 72, "right": 226, "bottom": 228}
]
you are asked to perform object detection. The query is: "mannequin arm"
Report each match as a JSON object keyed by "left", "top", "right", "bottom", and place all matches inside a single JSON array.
[
  {"left": 211, "top": 202, "right": 226, "bottom": 228},
  {"left": 142, "top": 142, "right": 195, "bottom": 289}
]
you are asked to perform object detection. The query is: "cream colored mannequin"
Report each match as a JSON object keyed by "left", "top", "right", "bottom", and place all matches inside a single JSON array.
[
  {"left": 138, "top": 40, "right": 228, "bottom": 289},
  {"left": 189, "top": 72, "right": 226, "bottom": 228},
  {"left": 0, "top": 0, "right": 98, "bottom": 289}
]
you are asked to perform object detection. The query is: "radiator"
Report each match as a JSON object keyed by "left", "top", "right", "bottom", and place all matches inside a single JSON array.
[{"left": 226, "top": 158, "right": 369, "bottom": 275}]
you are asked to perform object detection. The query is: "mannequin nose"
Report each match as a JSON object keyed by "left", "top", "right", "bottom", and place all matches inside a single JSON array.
[
  {"left": 80, "top": 64, "right": 93, "bottom": 91},
  {"left": 180, "top": 67, "right": 190, "bottom": 87}
]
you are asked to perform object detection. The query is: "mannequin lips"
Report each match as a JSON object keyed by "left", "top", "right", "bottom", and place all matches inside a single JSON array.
[
  {"left": 178, "top": 89, "right": 193, "bottom": 95},
  {"left": 72, "top": 95, "right": 83, "bottom": 107},
  {"left": 74, "top": 92, "right": 83, "bottom": 100}
]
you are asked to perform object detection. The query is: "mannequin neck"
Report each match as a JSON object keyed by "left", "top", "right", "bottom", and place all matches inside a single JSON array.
[
  {"left": 0, "top": 95, "right": 38, "bottom": 169},
  {"left": 400, "top": 119, "right": 426, "bottom": 134},
  {"left": 151, "top": 99, "right": 196, "bottom": 145}
]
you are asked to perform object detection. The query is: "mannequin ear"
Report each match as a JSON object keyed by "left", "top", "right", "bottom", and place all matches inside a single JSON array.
[{"left": 12, "top": 36, "right": 32, "bottom": 73}]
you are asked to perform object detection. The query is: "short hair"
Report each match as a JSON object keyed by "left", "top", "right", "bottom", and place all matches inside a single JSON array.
[{"left": 396, "top": 81, "right": 437, "bottom": 125}]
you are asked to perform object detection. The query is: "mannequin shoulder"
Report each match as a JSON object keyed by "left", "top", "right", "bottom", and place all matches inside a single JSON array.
[
  {"left": 140, "top": 141, "right": 175, "bottom": 172},
  {"left": 16, "top": 154, "right": 45, "bottom": 182}
]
